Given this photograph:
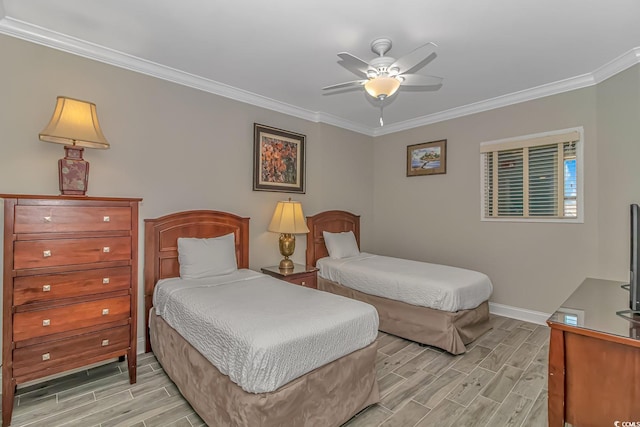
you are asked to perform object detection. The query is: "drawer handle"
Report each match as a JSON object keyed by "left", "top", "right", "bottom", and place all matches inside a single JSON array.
[
  {"left": 101, "top": 339, "right": 110, "bottom": 346},
  {"left": 103, "top": 277, "right": 110, "bottom": 284},
  {"left": 103, "top": 216, "right": 110, "bottom": 222},
  {"left": 103, "top": 247, "right": 110, "bottom": 253},
  {"left": 44, "top": 216, "right": 52, "bottom": 223},
  {"left": 301, "top": 281, "right": 306, "bottom": 286},
  {"left": 102, "top": 308, "right": 109, "bottom": 316},
  {"left": 42, "top": 319, "right": 51, "bottom": 327},
  {"left": 42, "top": 284, "right": 51, "bottom": 292},
  {"left": 42, "top": 353, "right": 50, "bottom": 361},
  {"left": 43, "top": 250, "right": 51, "bottom": 258}
]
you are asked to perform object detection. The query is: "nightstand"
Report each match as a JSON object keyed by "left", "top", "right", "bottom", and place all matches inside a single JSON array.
[{"left": 261, "top": 264, "right": 318, "bottom": 289}]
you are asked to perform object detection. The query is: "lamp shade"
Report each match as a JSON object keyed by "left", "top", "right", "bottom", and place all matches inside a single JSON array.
[
  {"left": 268, "top": 199, "right": 310, "bottom": 234},
  {"left": 364, "top": 77, "right": 401, "bottom": 99},
  {"left": 39, "top": 96, "right": 110, "bottom": 149}
]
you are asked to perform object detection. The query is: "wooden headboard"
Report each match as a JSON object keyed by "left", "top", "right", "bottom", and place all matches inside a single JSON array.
[
  {"left": 143, "top": 209, "right": 249, "bottom": 351},
  {"left": 306, "top": 210, "right": 360, "bottom": 267}
]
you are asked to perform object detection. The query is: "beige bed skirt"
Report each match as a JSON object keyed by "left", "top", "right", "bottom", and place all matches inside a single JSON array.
[
  {"left": 149, "top": 310, "right": 380, "bottom": 427},
  {"left": 318, "top": 277, "right": 491, "bottom": 355}
]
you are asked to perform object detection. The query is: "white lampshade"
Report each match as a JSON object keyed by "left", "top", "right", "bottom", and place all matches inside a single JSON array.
[
  {"left": 364, "top": 77, "right": 401, "bottom": 99},
  {"left": 39, "top": 96, "right": 110, "bottom": 149},
  {"left": 268, "top": 199, "right": 310, "bottom": 234}
]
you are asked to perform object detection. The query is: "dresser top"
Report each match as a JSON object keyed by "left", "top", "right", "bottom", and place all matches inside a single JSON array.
[
  {"left": 548, "top": 277, "right": 640, "bottom": 341},
  {"left": 0, "top": 194, "right": 142, "bottom": 202}
]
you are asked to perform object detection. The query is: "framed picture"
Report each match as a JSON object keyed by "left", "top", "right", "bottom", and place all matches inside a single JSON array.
[
  {"left": 253, "top": 123, "right": 306, "bottom": 193},
  {"left": 407, "top": 139, "right": 447, "bottom": 176}
]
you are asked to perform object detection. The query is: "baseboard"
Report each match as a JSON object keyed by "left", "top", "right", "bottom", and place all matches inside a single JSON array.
[{"left": 489, "top": 302, "right": 552, "bottom": 326}]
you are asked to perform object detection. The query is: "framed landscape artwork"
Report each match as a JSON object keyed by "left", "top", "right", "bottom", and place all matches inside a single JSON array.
[
  {"left": 253, "top": 123, "right": 306, "bottom": 193},
  {"left": 407, "top": 139, "right": 447, "bottom": 176}
]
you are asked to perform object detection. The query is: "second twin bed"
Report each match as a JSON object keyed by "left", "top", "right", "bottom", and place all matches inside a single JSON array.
[{"left": 306, "top": 210, "right": 493, "bottom": 355}]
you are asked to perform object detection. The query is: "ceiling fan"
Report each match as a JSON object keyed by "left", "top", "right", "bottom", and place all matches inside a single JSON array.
[{"left": 323, "top": 38, "right": 443, "bottom": 126}]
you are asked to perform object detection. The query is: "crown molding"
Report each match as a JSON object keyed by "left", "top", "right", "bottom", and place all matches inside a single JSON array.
[
  {"left": 372, "top": 73, "right": 597, "bottom": 136},
  {"left": 1, "top": 16, "right": 639, "bottom": 138},
  {"left": 314, "top": 112, "right": 374, "bottom": 135},
  {"left": 592, "top": 46, "right": 640, "bottom": 83},
  {"left": 0, "top": 17, "right": 325, "bottom": 125}
]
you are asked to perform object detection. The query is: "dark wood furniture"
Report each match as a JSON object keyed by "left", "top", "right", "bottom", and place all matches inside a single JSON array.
[
  {"left": 1, "top": 194, "right": 141, "bottom": 426},
  {"left": 547, "top": 277, "right": 640, "bottom": 427},
  {"left": 306, "top": 210, "right": 491, "bottom": 355},
  {"left": 144, "top": 210, "right": 379, "bottom": 427},
  {"left": 261, "top": 264, "right": 318, "bottom": 289}
]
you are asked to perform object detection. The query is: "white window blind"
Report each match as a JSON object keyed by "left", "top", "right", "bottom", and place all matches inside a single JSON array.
[{"left": 481, "top": 129, "right": 581, "bottom": 221}]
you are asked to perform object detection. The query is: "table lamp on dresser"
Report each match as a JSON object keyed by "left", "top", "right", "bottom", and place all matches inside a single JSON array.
[
  {"left": 268, "top": 198, "right": 310, "bottom": 271},
  {"left": 39, "top": 96, "right": 110, "bottom": 196}
]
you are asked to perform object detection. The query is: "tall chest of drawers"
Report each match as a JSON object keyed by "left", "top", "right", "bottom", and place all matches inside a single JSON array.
[{"left": 1, "top": 195, "right": 141, "bottom": 426}]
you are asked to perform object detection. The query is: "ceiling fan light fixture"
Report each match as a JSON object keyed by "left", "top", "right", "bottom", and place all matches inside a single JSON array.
[
  {"left": 324, "top": 38, "right": 442, "bottom": 127},
  {"left": 364, "top": 76, "right": 401, "bottom": 99}
]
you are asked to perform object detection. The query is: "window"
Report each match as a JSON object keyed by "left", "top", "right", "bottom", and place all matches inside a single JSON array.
[{"left": 481, "top": 128, "right": 582, "bottom": 222}]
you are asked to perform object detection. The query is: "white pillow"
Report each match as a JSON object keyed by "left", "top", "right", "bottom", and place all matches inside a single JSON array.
[
  {"left": 178, "top": 233, "right": 238, "bottom": 279},
  {"left": 323, "top": 230, "right": 360, "bottom": 259}
]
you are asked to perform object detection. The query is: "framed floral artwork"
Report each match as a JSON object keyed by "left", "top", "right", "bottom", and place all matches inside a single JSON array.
[
  {"left": 253, "top": 123, "right": 306, "bottom": 193},
  {"left": 407, "top": 139, "right": 447, "bottom": 176}
]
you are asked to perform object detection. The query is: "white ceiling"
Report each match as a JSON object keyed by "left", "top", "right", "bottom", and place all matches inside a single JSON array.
[{"left": 2, "top": 0, "right": 640, "bottom": 136}]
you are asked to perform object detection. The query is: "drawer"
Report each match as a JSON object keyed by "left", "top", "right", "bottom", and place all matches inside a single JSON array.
[
  {"left": 288, "top": 273, "right": 317, "bottom": 289},
  {"left": 14, "top": 267, "right": 131, "bottom": 305},
  {"left": 14, "top": 296, "right": 130, "bottom": 342},
  {"left": 14, "top": 237, "right": 131, "bottom": 269},
  {"left": 14, "top": 206, "right": 131, "bottom": 233},
  {"left": 13, "top": 325, "right": 130, "bottom": 378}
]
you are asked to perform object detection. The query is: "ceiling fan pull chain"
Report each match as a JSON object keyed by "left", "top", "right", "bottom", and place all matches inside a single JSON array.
[{"left": 379, "top": 104, "right": 384, "bottom": 127}]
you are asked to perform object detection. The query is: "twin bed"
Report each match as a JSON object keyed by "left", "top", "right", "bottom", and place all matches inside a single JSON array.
[
  {"left": 144, "top": 210, "right": 379, "bottom": 427},
  {"left": 306, "top": 210, "right": 493, "bottom": 355},
  {"left": 144, "top": 208, "right": 493, "bottom": 426}
]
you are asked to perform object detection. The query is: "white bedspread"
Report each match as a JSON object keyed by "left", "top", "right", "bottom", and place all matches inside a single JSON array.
[
  {"left": 153, "top": 269, "right": 379, "bottom": 393},
  {"left": 318, "top": 253, "right": 493, "bottom": 312}
]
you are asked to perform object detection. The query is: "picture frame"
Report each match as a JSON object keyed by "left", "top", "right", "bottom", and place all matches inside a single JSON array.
[
  {"left": 253, "top": 123, "right": 306, "bottom": 193},
  {"left": 406, "top": 139, "right": 447, "bottom": 176}
]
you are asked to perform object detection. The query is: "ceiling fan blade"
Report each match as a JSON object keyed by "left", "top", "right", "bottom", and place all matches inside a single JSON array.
[
  {"left": 390, "top": 42, "right": 438, "bottom": 75},
  {"left": 399, "top": 74, "right": 443, "bottom": 87},
  {"left": 322, "top": 80, "right": 367, "bottom": 91},
  {"left": 337, "top": 52, "right": 371, "bottom": 78}
]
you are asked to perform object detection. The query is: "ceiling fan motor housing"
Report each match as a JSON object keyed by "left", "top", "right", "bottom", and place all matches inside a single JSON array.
[{"left": 369, "top": 57, "right": 397, "bottom": 77}]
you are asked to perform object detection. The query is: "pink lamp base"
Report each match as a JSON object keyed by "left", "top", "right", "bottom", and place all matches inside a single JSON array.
[{"left": 59, "top": 146, "right": 89, "bottom": 196}]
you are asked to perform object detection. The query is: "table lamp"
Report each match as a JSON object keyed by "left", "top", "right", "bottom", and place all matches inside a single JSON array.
[
  {"left": 268, "top": 198, "right": 310, "bottom": 270},
  {"left": 39, "top": 96, "right": 110, "bottom": 196}
]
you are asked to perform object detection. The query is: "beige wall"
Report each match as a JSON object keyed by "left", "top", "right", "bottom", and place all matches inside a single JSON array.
[
  {"left": 372, "top": 66, "right": 640, "bottom": 314},
  {"left": 0, "top": 35, "right": 374, "bottom": 343},
  {"left": 595, "top": 66, "right": 640, "bottom": 279},
  {"left": 1, "top": 32, "right": 639, "bottom": 340}
]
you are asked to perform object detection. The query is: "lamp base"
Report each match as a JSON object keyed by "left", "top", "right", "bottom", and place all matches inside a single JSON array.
[
  {"left": 278, "top": 233, "right": 296, "bottom": 271},
  {"left": 59, "top": 146, "right": 89, "bottom": 196},
  {"left": 279, "top": 257, "right": 294, "bottom": 271}
]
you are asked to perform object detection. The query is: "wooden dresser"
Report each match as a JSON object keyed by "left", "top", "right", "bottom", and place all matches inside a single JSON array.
[
  {"left": 547, "top": 278, "right": 640, "bottom": 427},
  {"left": 1, "top": 194, "right": 141, "bottom": 426}
]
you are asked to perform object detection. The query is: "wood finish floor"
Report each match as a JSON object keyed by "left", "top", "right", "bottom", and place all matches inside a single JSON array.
[{"left": 2, "top": 314, "right": 549, "bottom": 427}]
